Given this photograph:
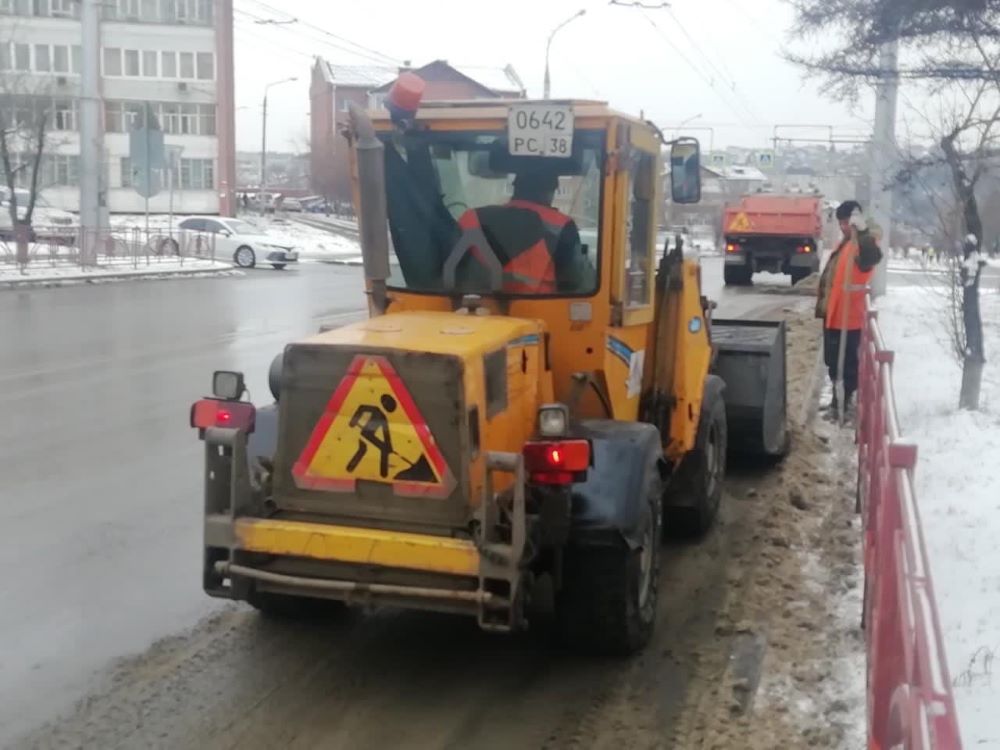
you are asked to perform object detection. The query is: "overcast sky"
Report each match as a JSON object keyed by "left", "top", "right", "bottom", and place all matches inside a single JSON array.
[{"left": 232, "top": 0, "right": 875, "bottom": 154}]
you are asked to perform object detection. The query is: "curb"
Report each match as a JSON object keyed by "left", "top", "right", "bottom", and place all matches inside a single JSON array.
[{"left": 0, "top": 266, "right": 240, "bottom": 290}]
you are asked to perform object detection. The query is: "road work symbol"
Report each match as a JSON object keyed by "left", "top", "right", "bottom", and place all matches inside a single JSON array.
[
  {"left": 292, "top": 355, "right": 454, "bottom": 498},
  {"left": 728, "top": 211, "right": 753, "bottom": 232}
]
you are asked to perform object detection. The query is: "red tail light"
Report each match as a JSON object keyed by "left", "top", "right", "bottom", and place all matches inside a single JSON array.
[
  {"left": 523, "top": 439, "right": 591, "bottom": 485},
  {"left": 797, "top": 244, "right": 813, "bottom": 254},
  {"left": 190, "top": 398, "right": 256, "bottom": 432},
  {"left": 726, "top": 243, "right": 738, "bottom": 253}
]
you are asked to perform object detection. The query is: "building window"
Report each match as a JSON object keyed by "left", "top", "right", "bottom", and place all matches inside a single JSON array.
[
  {"left": 178, "top": 51, "right": 194, "bottom": 79},
  {"left": 71, "top": 44, "right": 81, "bottom": 73},
  {"left": 50, "top": 0, "right": 74, "bottom": 17},
  {"left": 103, "top": 48, "right": 122, "bottom": 76},
  {"left": 177, "top": 158, "right": 213, "bottom": 189},
  {"left": 0, "top": 43, "right": 9, "bottom": 70},
  {"left": 195, "top": 51, "right": 212, "bottom": 80},
  {"left": 161, "top": 51, "right": 176, "bottom": 77},
  {"left": 14, "top": 43, "right": 30, "bottom": 71},
  {"left": 142, "top": 50, "right": 157, "bottom": 77},
  {"left": 124, "top": 49, "right": 139, "bottom": 76},
  {"left": 53, "top": 99, "right": 76, "bottom": 130},
  {"left": 45, "top": 154, "right": 79, "bottom": 186},
  {"left": 140, "top": 0, "right": 155, "bottom": 18},
  {"left": 52, "top": 44, "right": 68, "bottom": 73},
  {"left": 34, "top": 44, "right": 50, "bottom": 72},
  {"left": 179, "top": 103, "right": 197, "bottom": 134},
  {"left": 120, "top": 156, "right": 133, "bottom": 188},
  {"left": 199, "top": 104, "right": 215, "bottom": 135}
]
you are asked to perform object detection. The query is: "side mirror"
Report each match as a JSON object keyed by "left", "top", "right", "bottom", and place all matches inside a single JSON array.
[
  {"left": 670, "top": 138, "right": 701, "bottom": 205},
  {"left": 212, "top": 370, "right": 245, "bottom": 400},
  {"left": 219, "top": 230, "right": 232, "bottom": 238}
]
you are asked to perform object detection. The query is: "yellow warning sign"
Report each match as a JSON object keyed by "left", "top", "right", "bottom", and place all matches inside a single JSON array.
[
  {"left": 728, "top": 211, "right": 753, "bottom": 232},
  {"left": 292, "top": 355, "right": 454, "bottom": 498}
]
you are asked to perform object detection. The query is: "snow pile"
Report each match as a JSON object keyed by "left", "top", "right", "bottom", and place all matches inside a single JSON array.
[
  {"left": 0, "top": 257, "right": 234, "bottom": 286},
  {"left": 877, "top": 283, "right": 1000, "bottom": 747}
]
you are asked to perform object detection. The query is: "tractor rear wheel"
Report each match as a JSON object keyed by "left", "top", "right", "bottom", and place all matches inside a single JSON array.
[
  {"left": 665, "top": 375, "right": 728, "bottom": 538},
  {"left": 556, "top": 457, "right": 661, "bottom": 655}
]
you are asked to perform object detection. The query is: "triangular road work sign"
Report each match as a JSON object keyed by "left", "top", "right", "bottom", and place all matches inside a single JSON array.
[
  {"left": 292, "top": 355, "right": 455, "bottom": 498},
  {"left": 728, "top": 211, "right": 753, "bottom": 232}
]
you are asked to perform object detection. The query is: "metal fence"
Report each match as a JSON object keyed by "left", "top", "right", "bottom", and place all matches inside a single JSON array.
[
  {"left": 0, "top": 226, "right": 217, "bottom": 270},
  {"left": 857, "top": 299, "right": 963, "bottom": 750}
]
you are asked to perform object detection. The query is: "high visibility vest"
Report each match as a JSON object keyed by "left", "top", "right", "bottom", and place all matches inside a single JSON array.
[
  {"left": 457, "top": 200, "right": 569, "bottom": 293},
  {"left": 826, "top": 237, "right": 873, "bottom": 331}
]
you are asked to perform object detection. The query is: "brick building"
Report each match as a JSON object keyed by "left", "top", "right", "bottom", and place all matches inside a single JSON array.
[{"left": 309, "top": 58, "right": 524, "bottom": 205}]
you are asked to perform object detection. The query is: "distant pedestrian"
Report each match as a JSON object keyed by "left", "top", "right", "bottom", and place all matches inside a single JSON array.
[{"left": 816, "top": 200, "right": 883, "bottom": 419}]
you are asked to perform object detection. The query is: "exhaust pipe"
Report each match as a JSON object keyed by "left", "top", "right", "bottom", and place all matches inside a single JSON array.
[{"left": 347, "top": 102, "right": 390, "bottom": 314}]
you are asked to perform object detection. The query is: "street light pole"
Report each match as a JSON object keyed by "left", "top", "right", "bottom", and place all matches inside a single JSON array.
[
  {"left": 544, "top": 9, "right": 586, "bottom": 99},
  {"left": 260, "top": 76, "right": 297, "bottom": 209}
]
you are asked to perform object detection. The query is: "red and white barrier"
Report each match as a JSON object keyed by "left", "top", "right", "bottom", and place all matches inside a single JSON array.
[{"left": 856, "top": 300, "right": 963, "bottom": 750}]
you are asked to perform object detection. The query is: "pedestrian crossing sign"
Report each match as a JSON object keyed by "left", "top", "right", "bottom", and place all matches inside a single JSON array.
[
  {"left": 292, "top": 355, "right": 454, "bottom": 498},
  {"left": 728, "top": 212, "right": 753, "bottom": 232}
]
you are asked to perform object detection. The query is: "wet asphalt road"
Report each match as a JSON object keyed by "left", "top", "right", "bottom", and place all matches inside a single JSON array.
[
  {"left": 0, "top": 263, "right": 367, "bottom": 740},
  {"left": 0, "top": 256, "right": 804, "bottom": 744}
]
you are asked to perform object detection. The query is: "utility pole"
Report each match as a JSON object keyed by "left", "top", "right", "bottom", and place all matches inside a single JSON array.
[
  {"left": 79, "top": 0, "right": 104, "bottom": 262},
  {"left": 260, "top": 76, "right": 296, "bottom": 211},
  {"left": 544, "top": 10, "right": 586, "bottom": 99},
  {"left": 869, "top": 39, "right": 899, "bottom": 298}
]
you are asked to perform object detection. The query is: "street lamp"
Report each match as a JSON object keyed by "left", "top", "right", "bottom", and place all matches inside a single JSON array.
[
  {"left": 260, "top": 76, "right": 297, "bottom": 205},
  {"left": 543, "top": 9, "right": 586, "bottom": 99}
]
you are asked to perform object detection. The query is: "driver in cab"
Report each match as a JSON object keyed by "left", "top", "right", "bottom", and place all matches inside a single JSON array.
[{"left": 456, "top": 165, "right": 592, "bottom": 294}]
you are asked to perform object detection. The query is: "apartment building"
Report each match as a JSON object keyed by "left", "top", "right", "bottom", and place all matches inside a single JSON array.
[{"left": 0, "top": 0, "right": 235, "bottom": 214}]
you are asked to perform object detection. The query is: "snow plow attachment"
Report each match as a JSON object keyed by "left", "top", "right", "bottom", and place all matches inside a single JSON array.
[{"left": 711, "top": 319, "right": 788, "bottom": 457}]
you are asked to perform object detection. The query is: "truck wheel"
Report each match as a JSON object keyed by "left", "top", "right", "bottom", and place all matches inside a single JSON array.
[
  {"left": 247, "top": 588, "right": 346, "bottom": 619},
  {"left": 556, "top": 457, "right": 661, "bottom": 655},
  {"left": 665, "top": 375, "right": 727, "bottom": 538},
  {"left": 724, "top": 265, "right": 752, "bottom": 286},
  {"left": 790, "top": 268, "right": 811, "bottom": 286}
]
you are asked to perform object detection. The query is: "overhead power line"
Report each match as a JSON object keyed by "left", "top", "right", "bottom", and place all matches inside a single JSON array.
[
  {"left": 665, "top": 7, "right": 762, "bottom": 125},
  {"left": 239, "top": 0, "right": 401, "bottom": 65},
  {"left": 640, "top": 11, "right": 756, "bottom": 130}
]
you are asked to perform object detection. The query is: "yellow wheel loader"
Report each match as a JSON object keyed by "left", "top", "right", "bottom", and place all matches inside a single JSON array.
[{"left": 192, "top": 87, "right": 787, "bottom": 654}]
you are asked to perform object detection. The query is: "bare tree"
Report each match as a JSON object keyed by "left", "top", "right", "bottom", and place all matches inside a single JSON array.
[
  {"left": 790, "top": 0, "right": 997, "bottom": 409},
  {"left": 0, "top": 25, "right": 57, "bottom": 270}
]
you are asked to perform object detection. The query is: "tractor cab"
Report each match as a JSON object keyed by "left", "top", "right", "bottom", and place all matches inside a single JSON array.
[{"left": 192, "top": 85, "right": 785, "bottom": 656}]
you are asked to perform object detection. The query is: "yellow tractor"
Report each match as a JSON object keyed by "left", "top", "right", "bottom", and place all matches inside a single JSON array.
[{"left": 193, "top": 84, "right": 787, "bottom": 654}]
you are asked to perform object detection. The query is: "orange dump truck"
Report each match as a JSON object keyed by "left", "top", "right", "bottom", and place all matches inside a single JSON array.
[{"left": 722, "top": 195, "right": 822, "bottom": 286}]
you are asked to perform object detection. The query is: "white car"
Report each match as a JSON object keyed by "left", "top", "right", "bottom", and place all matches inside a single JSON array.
[
  {"left": 164, "top": 216, "right": 299, "bottom": 269},
  {"left": 0, "top": 187, "right": 77, "bottom": 245}
]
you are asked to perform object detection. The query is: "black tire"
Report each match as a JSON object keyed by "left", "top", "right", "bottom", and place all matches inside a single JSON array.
[
  {"left": 665, "top": 375, "right": 728, "bottom": 538},
  {"left": 789, "top": 267, "right": 811, "bottom": 286},
  {"left": 234, "top": 245, "right": 256, "bottom": 268},
  {"left": 556, "top": 456, "right": 662, "bottom": 656},
  {"left": 723, "top": 264, "right": 752, "bottom": 286},
  {"left": 247, "top": 589, "right": 346, "bottom": 620},
  {"left": 271, "top": 263, "right": 287, "bottom": 270}
]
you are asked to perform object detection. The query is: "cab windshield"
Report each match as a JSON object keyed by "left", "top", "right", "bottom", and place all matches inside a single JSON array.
[{"left": 381, "top": 129, "right": 603, "bottom": 296}]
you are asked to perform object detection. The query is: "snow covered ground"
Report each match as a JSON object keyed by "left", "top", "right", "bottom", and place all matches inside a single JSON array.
[
  {"left": 877, "top": 280, "right": 1000, "bottom": 747},
  {"left": 0, "top": 257, "right": 234, "bottom": 287}
]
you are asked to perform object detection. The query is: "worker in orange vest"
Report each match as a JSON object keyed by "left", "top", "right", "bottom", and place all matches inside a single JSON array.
[
  {"left": 816, "top": 200, "right": 883, "bottom": 416},
  {"left": 458, "top": 166, "right": 592, "bottom": 294}
]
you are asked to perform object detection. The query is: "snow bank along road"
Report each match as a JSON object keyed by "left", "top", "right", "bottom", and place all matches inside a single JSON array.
[
  {"left": 2, "top": 260, "right": 863, "bottom": 748},
  {"left": 878, "top": 283, "right": 1000, "bottom": 747}
]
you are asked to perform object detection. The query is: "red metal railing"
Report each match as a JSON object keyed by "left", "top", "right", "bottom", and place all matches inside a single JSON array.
[{"left": 856, "top": 299, "right": 963, "bottom": 750}]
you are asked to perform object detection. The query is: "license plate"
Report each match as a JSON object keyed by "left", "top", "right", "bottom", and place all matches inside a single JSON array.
[{"left": 508, "top": 104, "right": 574, "bottom": 158}]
